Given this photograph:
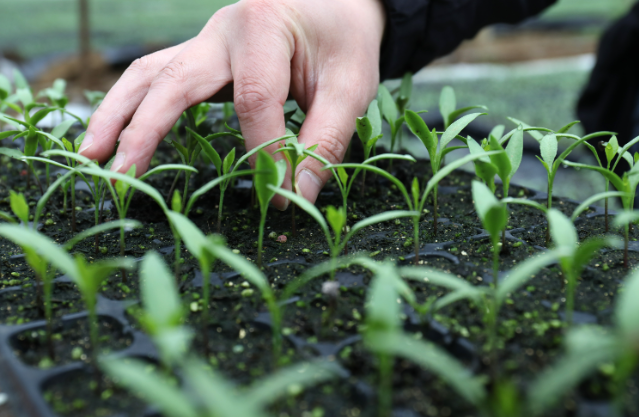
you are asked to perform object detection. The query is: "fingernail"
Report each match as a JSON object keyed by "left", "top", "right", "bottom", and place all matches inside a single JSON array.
[
  {"left": 111, "top": 152, "right": 126, "bottom": 172},
  {"left": 277, "top": 197, "right": 290, "bottom": 211},
  {"left": 78, "top": 133, "right": 93, "bottom": 154},
  {"left": 297, "top": 169, "right": 322, "bottom": 204}
]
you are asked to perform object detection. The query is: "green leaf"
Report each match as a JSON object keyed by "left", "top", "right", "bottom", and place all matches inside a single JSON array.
[
  {"left": 141, "top": 252, "right": 183, "bottom": 330},
  {"left": 192, "top": 129, "right": 222, "bottom": 175},
  {"left": 489, "top": 125, "right": 505, "bottom": 142},
  {"left": 501, "top": 197, "right": 548, "bottom": 214},
  {"left": 440, "top": 113, "right": 484, "bottom": 150},
  {"left": 170, "top": 140, "right": 189, "bottom": 164},
  {"left": 505, "top": 128, "right": 523, "bottom": 179},
  {"left": 0, "top": 147, "right": 25, "bottom": 159},
  {"left": 439, "top": 86, "right": 456, "bottom": 128},
  {"left": 166, "top": 211, "right": 210, "bottom": 260},
  {"left": 204, "top": 242, "right": 272, "bottom": 297},
  {"left": 345, "top": 211, "right": 417, "bottom": 245},
  {"left": 336, "top": 166, "right": 349, "bottom": 187},
  {"left": 616, "top": 267, "right": 639, "bottom": 344},
  {"left": 16, "top": 88, "right": 33, "bottom": 108},
  {"left": 472, "top": 180, "right": 507, "bottom": 241},
  {"left": 448, "top": 105, "right": 488, "bottom": 126},
  {"left": 605, "top": 136, "right": 619, "bottom": 165},
  {"left": 0, "top": 130, "right": 21, "bottom": 141},
  {"left": 185, "top": 170, "right": 254, "bottom": 216},
  {"left": 489, "top": 136, "right": 512, "bottom": 182},
  {"left": 400, "top": 267, "right": 480, "bottom": 293},
  {"left": 573, "top": 237, "right": 620, "bottom": 279},
  {"left": 247, "top": 360, "right": 340, "bottom": 409},
  {"left": 572, "top": 191, "right": 627, "bottom": 221},
  {"left": 497, "top": 249, "right": 561, "bottom": 305},
  {"left": 367, "top": 330, "right": 486, "bottom": 406},
  {"left": 0, "top": 74, "right": 11, "bottom": 99},
  {"left": 612, "top": 210, "right": 639, "bottom": 229},
  {"left": 29, "top": 107, "right": 57, "bottom": 126},
  {"left": 527, "top": 333, "right": 617, "bottom": 417},
  {"left": 405, "top": 110, "right": 436, "bottom": 157},
  {"left": 540, "top": 134, "right": 558, "bottom": 168},
  {"left": 366, "top": 263, "right": 402, "bottom": 331},
  {"left": 101, "top": 358, "right": 198, "bottom": 417},
  {"left": 508, "top": 117, "right": 544, "bottom": 142},
  {"left": 562, "top": 161, "right": 625, "bottom": 193},
  {"left": 223, "top": 147, "right": 236, "bottom": 174},
  {"left": 399, "top": 72, "right": 413, "bottom": 102},
  {"left": 233, "top": 131, "right": 296, "bottom": 172},
  {"left": 0, "top": 224, "right": 78, "bottom": 280},
  {"left": 327, "top": 163, "right": 410, "bottom": 208},
  {"left": 326, "top": 205, "right": 346, "bottom": 238},
  {"left": 557, "top": 120, "right": 580, "bottom": 134},
  {"left": 367, "top": 99, "right": 382, "bottom": 138},
  {"left": 612, "top": 135, "right": 639, "bottom": 172},
  {"left": 9, "top": 190, "right": 29, "bottom": 225},
  {"left": 171, "top": 191, "right": 182, "bottom": 213},
  {"left": 139, "top": 164, "right": 197, "bottom": 182},
  {"left": 356, "top": 116, "right": 373, "bottom": 144},
  {"left": 547, "top": 209, "right": 577, "bottom": 251},
  {"left": 64, "top": 220, "right": 141, "bottom": 250},
  {"left": 183, "top": 360, "right": 266, "bottom": 417},
  {"left": 378, "top": 84, "right": 398, "bottom": 125}
]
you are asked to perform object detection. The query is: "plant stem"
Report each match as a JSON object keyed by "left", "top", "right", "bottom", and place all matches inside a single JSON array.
[
  {"left": 43, "top": 271, "right": 54, "bottom": 361},
  {"left": 624, "top": 225, "right": 629, "bottom": 270},
  {"left": 292, "top": 169, "right": 297, "bottom": 237},
  {"left": 29, "top": 162, "right": 44, "bottom": 195},
  {"left": 217, "top": 189, "right": 225, "bottom": 234},
  {"left": 119, "top": 224, "right": 127, "bottom": 284},
  {"left": 605, "top": 180, "right": 610, "bottom": 233},
  {"left": 378, "top": 353, "right": 393, "bottom": 417},
  {"left": 433, "top": 185, "right": 438, "bottom": 237},
  {"left": 71, "top": 173, "right": 76, "bottom": 233},
  {"left": 413, "top": 216, "right": 420, "bottom": 266},
  {"left": 201, "top": 259, "right": 211, "bottom": 358},
  {"left": 258, "top": 209, "right": 267, "bottom": 268},
  {"left": 492, "top": 237, "right": 499, "bottom": 288},
  {"left": 565, "top": 270, "right": 575, "bottom": 326},
  {"left": 166, "top": 170, "right": 181, "bottom": 206},
  {"left": 360, "top": 170, "right": 367, "bottom": 200},
  {"left": 546, "top": 178, "right": 553, "bottom": 246},
  {"left": 181, "top": 171, "right": 192, "bottom": 214}
]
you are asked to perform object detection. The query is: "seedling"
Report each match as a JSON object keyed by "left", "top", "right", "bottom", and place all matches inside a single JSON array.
[
  {"left": 272, "top": 136, "right": 318, "bottom": 236},
  {"left": 472, "top": 181, "right": 508, "bottom": 287},
  {"left": 547, "top": 209, "right": 620, "bottom": 325},
  {"left": 254, "top": 150, "right": 286, "bottom": 267},
  {"left": 167, "top": 211, "right": 284, "bottom": 363},
  {"left": 271, "top": 186, "right": 415, "bottom": 278},
  {"left": 355, "top": 100, "right": 385, "bottom": 198},
  {"left": 528, "top": 267, "right": 639, "bottom": 416},
  {"left": 103, "top": 353, "right": 337, "bottom": 417},
  {"left": 438, "top": 85, "right": 488, "bottom": 130},
  {"left": 405, "top": 108, "right": 485, "bottom": 236},
  {"left": 363, "top": 262, "right": 486, "bottom": 416},
  {"left": 330, "top": 150, "right": 504, "bottom": 264},
  {"left": 612, "top": 210, "right": 639, "bottom": 271}
]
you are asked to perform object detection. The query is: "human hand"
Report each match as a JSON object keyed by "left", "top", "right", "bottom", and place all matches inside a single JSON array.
[{"left": 78, "top": 0, "right": 386, "bottom": 209}]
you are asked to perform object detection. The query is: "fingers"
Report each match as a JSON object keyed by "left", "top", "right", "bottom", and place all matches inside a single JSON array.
[
  {"left": 229, "top": 5, "right": 294, "bottom": 210},
  {"left": 79, "top": 42, "right": 189, "bottom": 161},
  {"left": 104, "top": 34, "right": 233, "bottom": 176},
  {"left": 295, "top": 77, "right": 376, "bottom": 205}
]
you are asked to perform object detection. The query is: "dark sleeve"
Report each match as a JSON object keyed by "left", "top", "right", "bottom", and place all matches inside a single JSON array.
[{"left": 379, "top": 0, "right": 558, "bottom": 80}]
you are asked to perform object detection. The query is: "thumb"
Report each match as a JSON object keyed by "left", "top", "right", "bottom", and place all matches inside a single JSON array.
[{"left": 295, "top": 94, "right": 368, "bottom": 204}]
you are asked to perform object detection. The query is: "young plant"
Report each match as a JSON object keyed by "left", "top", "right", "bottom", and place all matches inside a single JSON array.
[
  {"left": 547, "top": 209, "right": 620, "bottom": 325},
  {"left": 190, "top": 129, "right": 296, "bottom": 230},
  {"left": 271, "top": 186, "right": 416, "bottom": 278},
  {"left": 527, "top": 267, "right": 639, "bottom": 416},
  {"left": 254, "top": 150, "right": 287, "bottom": 267},
  {"left": 363, "top": 262, "right": 487, "bottom": 417},
  {"left": 166, "top": 211, "right": 284, "bottom": 363},
  {"left": 472, "top": 181, "right": 508, "bottom": 287},
  {"left": 612, "top": 210, "right": 639, "bottom": 271},
  {"left": 103, "top": 353, "right": 337, "bottom": 417},
  {"left": 405, "top": 108, "right": 485, "bottom": 236},
  {"left": 330, "top": 150, "right": 504, "bottom": 264},
  {"left": 355, "top": 99, "right": 384, "bottom": 198},
  {"left": 438, "top": 85, "right": 488, "bottom": 130},
  {"left": 272, "top": 136, "right": 318, "bottom": 236}
]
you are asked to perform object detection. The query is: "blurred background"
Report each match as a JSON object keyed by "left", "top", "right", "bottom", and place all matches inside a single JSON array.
[{"left": 0, "top": 0, "right": 636, "bottom": 201}]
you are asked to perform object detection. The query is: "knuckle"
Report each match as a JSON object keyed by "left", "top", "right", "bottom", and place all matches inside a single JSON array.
[
  {"left": 157, "top": 60, "right": 189, "bottom": 84},
  {"left": 317, "top": 126, "right": 347, "bottom": 166},
  {"left": 234, "top": 79, "right": 275, "bottom": 116},
  {"left": 128, "top": 55, "right": 154, "bottom": 73}
]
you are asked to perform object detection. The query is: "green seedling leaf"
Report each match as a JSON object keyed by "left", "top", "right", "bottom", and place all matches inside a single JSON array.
[
  {"left": 557, "top": 120, "right": 580, "bottom": 134},
  {"left": 612, "top": 135, "right": 639, "bottom": 172},
  {"left": 505, "top": 128, "right": 523, "bottom": 178},
  {"left": 405, "top": 109, "right": 436, "bottom": 157},
  {"left": 64, "top": 220, "right": 141, "bottom": 250},
  {"left": 367, "top": 99, "right": 382, "bottom": 138},
  {"left": 345, "top": 211, "right": 417, "bottom": 245},
  {"left": 9, "top": 190, "right": 29, "bottom": 225},
  {"left": 140, "top": 252, "right": 183, "bottom": 331},
  {"left": 166, "top": 211, "right": 211, "bottom": 261},
  {"left": 508, "top": 117, "right": 544, "bottom": 142},
  {"left": 378, "top": 84, "right": 397, "bottom": 126},
  {"left": 337, "top": 166, "right": 349, "bottom": 187},
  {"left": 400, "top": 267, "right": 480, "bottom": 294},
  {"left": 613, "top": 210, "right": 639, "bottom": 229},
  {"left": 16, "top": 88, "right": 33, "bottom": 108},
  {"left": 0, "top": 130, "right": 22, "bottom": 141},
  {"left": 233, "top": 130, "right": 296, "bottom": 171},
  {"left": 114, "top": 165, "right": 137, "bottom": 205},
  {"left": 326, "top": 205, "right": 346, "bottom": 238},
  {"left": 29, "top": 107, "right": 57, "bottom": 126},
  {"left": 399, "top": 72, "right": 413, "bottom": 103},
  {"left": 571, "top": 191, "right": 627, "bottom": 221},
  {"left": 489, "top": 125, "right": 505, "bottom": 142},
  {"left": 0, "top": 211, "right": 17, "bottom": 223},
  {"left": 170, "top": 140, "right": 189, "bottom": 163},
  {"left": 439, "top": 86, "right": 456, "bottom": 127},
  {"left": 356, "top": 116, "right": 373, "bottom": 144},
  {"left": 223, "top": 147, "right": 236, "bottom": 174},
  {"left": 605, "top": 136, "right": 619, "bottom": 165},
  {"left": 573, "top": 237, "right": 620, "bottom": 278},
  {"left": 501, "top": 197, "right": 548, "bottom": 213},
  {"left": 171, "top": 190, "right": 182, "bottom": 213},
  {"left": 489, "top": 136, "right": 512, "bottom": 181},
  {"left": 472, "top": 181, "right": 507, "bottom": 238},
  {"left": 0, "top": 74, "right": 11, "bottom": 99},
  {"left": 138, "top": 164, "right": 197, "bottom": 182},
  {"left": 368, "top": 330, "right": 486, "bottom": 406},
  {"left": 185, "top": 170, "right": 254, "bottom": 216},
  {"left": 448, "top": 105, "right": 488, "bottom": 127},
  {"left": 247, "top": 360, "right": 340, "bottom": 409},
  {"left": 101, "top": 358, "right": 198, "bottom": 417},
  {"left": 269, "top": 186, "right": 330, "bottom": 241},
  {"left": 497, "top": 249, "right": 562, "bottom": 304},
  {"left": 540, "top": 134, "right": 558, "bottom": 168},
  {"left": 548, "top": 209, "right": 578, "bottom": 251},
  {"left": 440, "top": 113, "right": 484, "bottom": 150},
  {"left": 563, "top": 161, "right": 624, "bottom": 192},
  {"left": 616, "top": 267, "right": 639, "bottom": 344},
  {"left": 193, "top": 130, "right": 222, "bottom": 175},
  {"left": 366, "top": 263, "right": 402, "bottom": 331}
]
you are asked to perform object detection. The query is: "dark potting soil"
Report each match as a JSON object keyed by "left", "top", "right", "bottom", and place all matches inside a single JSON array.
[
  {"left": 0, "top": 282, "right": 81, "bottom": 325},
  {"left": 1, "top": 137, "right": 638, "bottom": 417}
]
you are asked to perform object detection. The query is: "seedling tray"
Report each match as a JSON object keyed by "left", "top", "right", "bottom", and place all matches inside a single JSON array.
[{"left": 1, "top": 156, "right": 637, "bottom": 417}]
